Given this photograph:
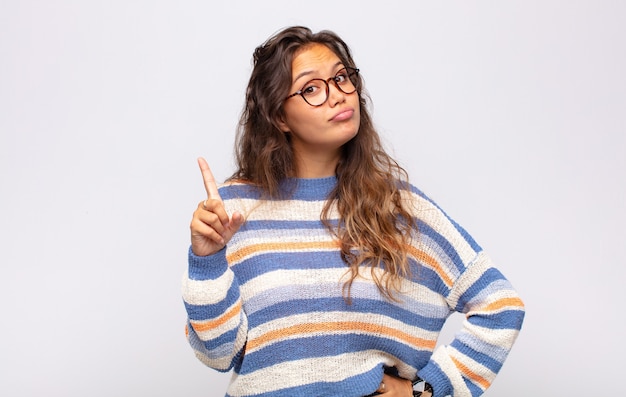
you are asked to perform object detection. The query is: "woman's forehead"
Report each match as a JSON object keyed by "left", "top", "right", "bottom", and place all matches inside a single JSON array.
[{"left": 291, "top": 44, "right": 342, "bottom": 83}]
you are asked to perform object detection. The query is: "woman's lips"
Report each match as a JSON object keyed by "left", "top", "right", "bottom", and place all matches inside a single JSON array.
[{"left": 330, "top": 108, "right": 354, "bottom": 122}]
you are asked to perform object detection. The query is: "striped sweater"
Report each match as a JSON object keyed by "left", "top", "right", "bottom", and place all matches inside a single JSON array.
[{"left": 182, "top": 177, "right": 525, "bottom": 397}]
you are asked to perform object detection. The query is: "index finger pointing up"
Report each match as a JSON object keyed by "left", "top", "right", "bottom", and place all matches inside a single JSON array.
[{"left": 197, "top": 157, "right": 222, "bottom": 200}]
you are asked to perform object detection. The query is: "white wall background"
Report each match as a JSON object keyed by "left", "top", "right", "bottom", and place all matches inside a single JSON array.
[{"left": 1, "top": 1, "right": 624, "bottom": 395}]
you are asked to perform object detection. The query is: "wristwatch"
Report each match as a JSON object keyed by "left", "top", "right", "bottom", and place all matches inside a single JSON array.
[{"left": 412, "top": 377, "right": 433, "bottom": 397}]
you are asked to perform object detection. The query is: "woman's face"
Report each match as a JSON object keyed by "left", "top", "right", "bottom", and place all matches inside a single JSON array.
[{"left": 278, "top": 43, "right": 361, "bottom": 177}]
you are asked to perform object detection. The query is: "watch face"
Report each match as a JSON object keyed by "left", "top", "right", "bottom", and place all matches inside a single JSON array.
[
  {"left": 412, "top": 379, "right": 433, "bottom": 396},
  {"left": 413, "top": 380, "right": 427, "bottom": 392}
]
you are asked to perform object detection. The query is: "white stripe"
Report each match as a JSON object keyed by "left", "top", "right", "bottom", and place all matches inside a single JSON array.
[
  {"left": 224, "top": 197, "right": 339, "bottom": 222},
  {"left": 234, "top": 226, "right": 329, "bottom": 242},
  {"left": 227, "top": 350, "right": 410, "bottom": 396},
  {"left": 240, "top": 267, "right": 347, "bottom": 299},
  {"left": 455, "top": 329, "right": 511, "bottom": 363},
  {"left": 181, "top": 269, "right": 235, "bottom": 306},
  {"left": 430, "top": 346, "right": 472, "bottom": 397}
]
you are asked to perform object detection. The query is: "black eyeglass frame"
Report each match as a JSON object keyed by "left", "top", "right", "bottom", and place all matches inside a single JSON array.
[{"left": 285, "top": 67, "right": 360, "bottom": 107}]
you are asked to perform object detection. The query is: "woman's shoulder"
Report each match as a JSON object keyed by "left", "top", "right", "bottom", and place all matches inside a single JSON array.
[
  {"left": 403, "top": 182, "right": 483, "bottom": 254},
  {"left": 400, "top": 182, "right": 440, "bottom": 212}
]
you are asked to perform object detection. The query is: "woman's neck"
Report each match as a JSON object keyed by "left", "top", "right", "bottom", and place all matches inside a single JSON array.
[{"left": 293, "top": 149, "right": 340, "bottom": 178}]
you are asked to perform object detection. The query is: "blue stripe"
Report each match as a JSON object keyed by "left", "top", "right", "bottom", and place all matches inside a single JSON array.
[
  {"left": 286, "top": 177, "right": 337, "bottom": 200},
  {"left": 246, "top": 297, "right": 447, "bottom": 331},
  {"left": 241, "top": 219, "right": 326, "bottom": 231},
  {"left": 220, "top": 177, "right": 337, "bottom": 201},
  {"left": 415, "top": 361, "right": 451, "bottom": 397},
  {"left": 232, "top": 251, "right": 342, "bottom": 284},
  {"left": 465, "top": 377, "right": 485, "bottom": 397},
  {"left": 468, "top": 310, "right": 525, "bottom": 330},
  {"left": 410, "top": 260, "right": 452, "bottom": 296},
  {"left": 219, "top": 184, "right": 263, "bottom": 200},
  {"left": 192, "top": 322, "right": 240, "bottom": 351}
]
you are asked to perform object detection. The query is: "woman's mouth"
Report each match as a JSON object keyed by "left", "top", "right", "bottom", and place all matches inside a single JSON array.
[{"left": 330, "top": 108, "right": 354, "bottom": 122}]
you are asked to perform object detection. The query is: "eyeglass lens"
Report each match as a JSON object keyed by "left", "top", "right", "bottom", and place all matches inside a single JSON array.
[{"left": 300, "top": 68, "right": 358, "bottom": 106}]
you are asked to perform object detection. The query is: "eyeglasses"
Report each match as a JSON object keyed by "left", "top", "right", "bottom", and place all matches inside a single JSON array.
[{"left": 286, "top": 67, "right": 360, "bottom": 107}]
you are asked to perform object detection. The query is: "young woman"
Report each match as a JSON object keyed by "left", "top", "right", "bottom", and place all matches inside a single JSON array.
[{"left": 183, "top": 26, "right": 525, "bottom": 397}]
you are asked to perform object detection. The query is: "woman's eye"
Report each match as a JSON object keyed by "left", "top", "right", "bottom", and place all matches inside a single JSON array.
[
  {"left": 302, "top": 83, "right": 321, "bottom": 95},
  {"left": 335, "top": 72, "right": 348, "bottom": 84}
]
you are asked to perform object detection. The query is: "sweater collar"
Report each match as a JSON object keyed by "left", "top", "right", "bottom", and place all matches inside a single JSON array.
[{"left": 281, "top": 176, "right": 337, "bottom": 200}]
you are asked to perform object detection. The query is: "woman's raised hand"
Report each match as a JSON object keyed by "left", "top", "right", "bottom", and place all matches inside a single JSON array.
[{"left": 190, "top": 157, "right": 244, "bottom": 257}]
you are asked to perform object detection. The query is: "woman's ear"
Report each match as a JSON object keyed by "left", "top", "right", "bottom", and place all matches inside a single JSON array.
[{"left": 276, "top": 116, "right": 290, "bottom": 133}]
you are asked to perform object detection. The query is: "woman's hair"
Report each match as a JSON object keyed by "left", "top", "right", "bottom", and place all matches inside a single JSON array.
[{"left": 231, "top": 26, "right": 417, "bottom": 301}]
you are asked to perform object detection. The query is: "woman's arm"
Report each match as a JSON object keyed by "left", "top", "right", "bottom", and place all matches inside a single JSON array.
[
  {"left": 420, "top": 251, "right": 525, "bottom": 397},
  {"left": 182, "top": 248, "right": 248, "bottom": 371},
  {"left": 408, "top": 186, "right": 525, "bottom": 396},
  {"left": 182, "top": 157, "right": 247, "bottom": 371}
]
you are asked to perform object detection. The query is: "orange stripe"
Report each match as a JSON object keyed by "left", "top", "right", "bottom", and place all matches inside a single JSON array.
[
  {"left": 406, "top": 246, "right": 454, "bottom": 287},
  {"left": 227, "top": 241, "right": 339, "bottom": 263},
  {"left": 190, "top": 301, "right": 241, "bottom": 333},
  {"left": 484, "top": 297, "right": 524, "bottom": 312},
  {"left": 247, "top": 321, "right": 436, "bottom": 352},
  {"left": 451, "top": 356, "right": 491, "bottom": 389}
]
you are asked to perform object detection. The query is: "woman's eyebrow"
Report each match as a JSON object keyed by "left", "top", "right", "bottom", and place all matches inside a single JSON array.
[
  {"left": 293, "top": 70, "right": 314, "bottom": 85},
  {"left": 292, "top": 61, "right": 344, "bottom": 85}
]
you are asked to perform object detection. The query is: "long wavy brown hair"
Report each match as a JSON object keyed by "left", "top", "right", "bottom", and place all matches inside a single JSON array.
[{"left": 230, "top": 26, "right": 417, "bottom": 301}]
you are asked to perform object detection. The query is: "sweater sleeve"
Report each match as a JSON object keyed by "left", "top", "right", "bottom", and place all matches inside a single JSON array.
[
  {"left": 181, "top": 247, "right": 248, "bottom": 372},
  {"left": 418, "top": 251, "right": 525, "bottom": 397}
]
